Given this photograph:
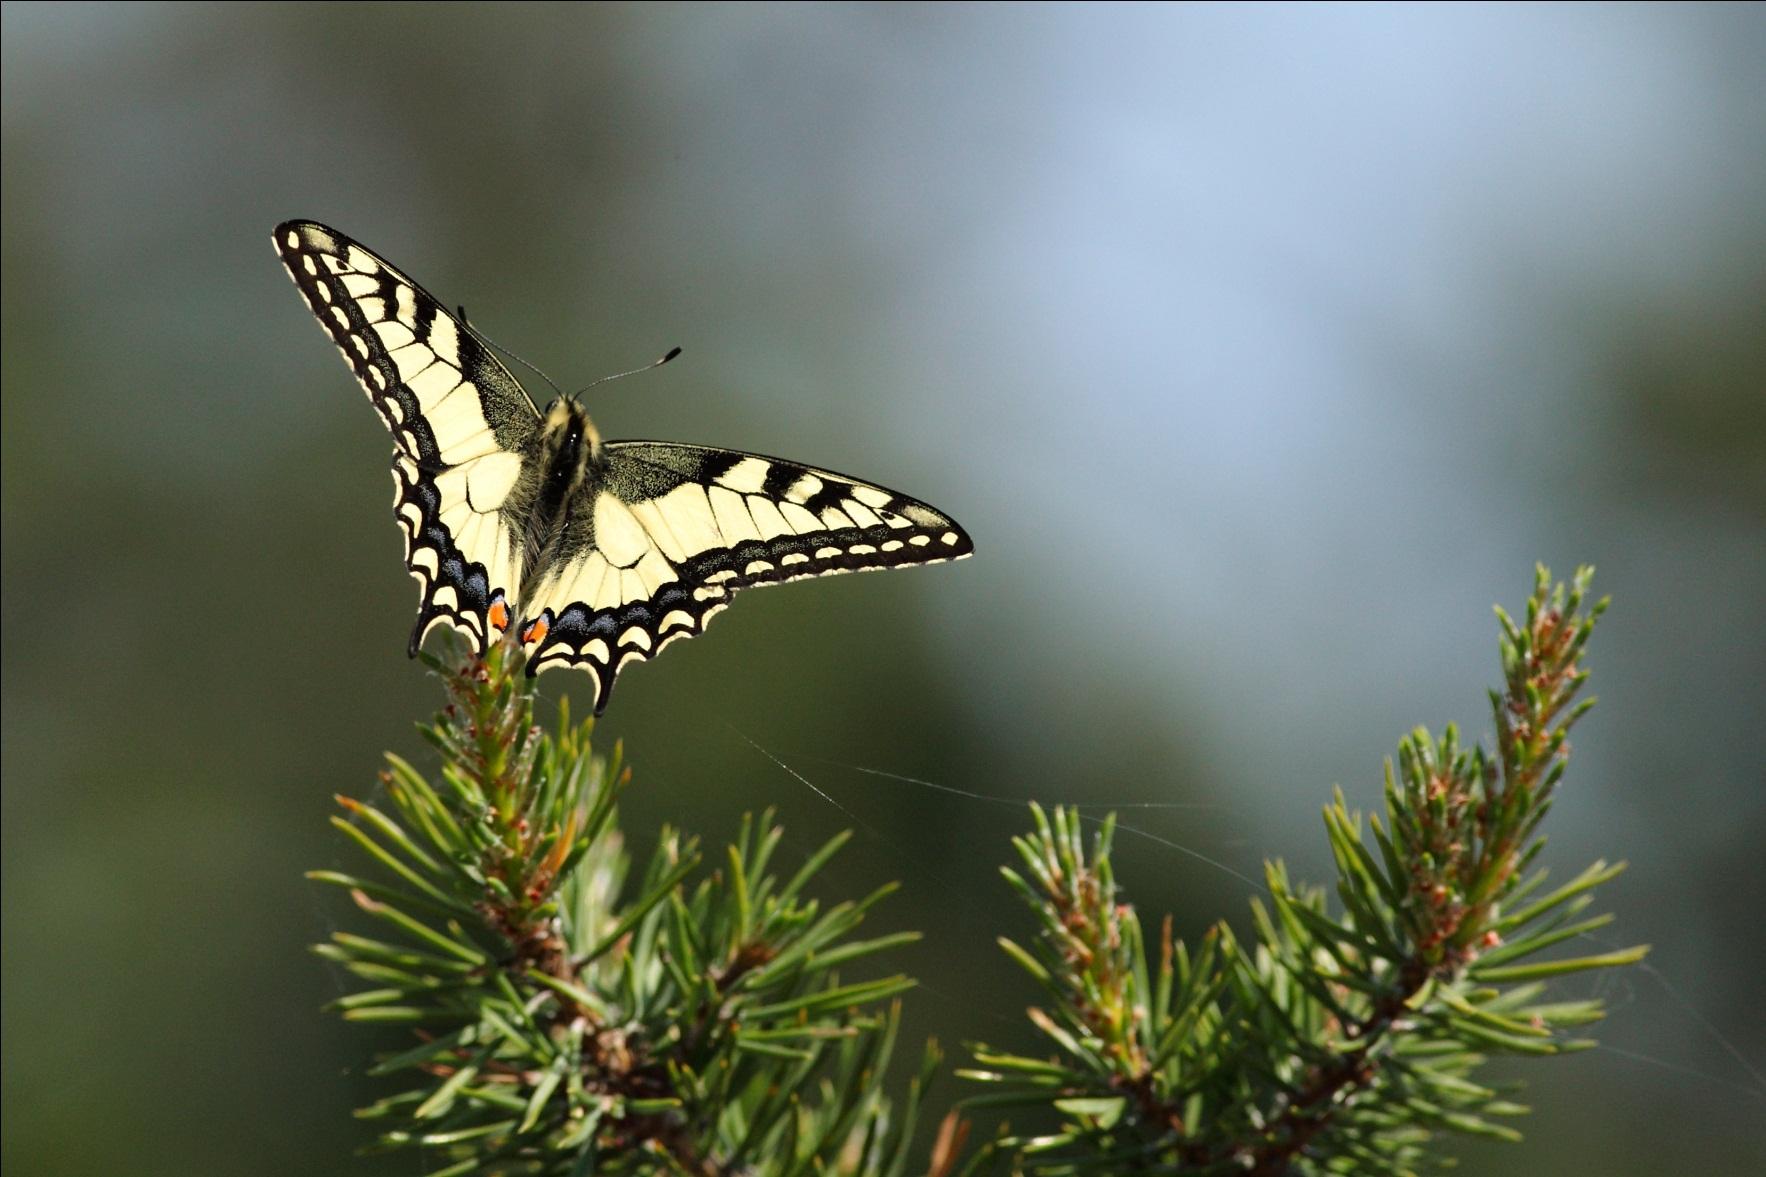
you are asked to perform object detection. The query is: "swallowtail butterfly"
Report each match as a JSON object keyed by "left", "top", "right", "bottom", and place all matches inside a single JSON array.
[{"left": 274, "top": 221, "right": 972, "bottom": 713}]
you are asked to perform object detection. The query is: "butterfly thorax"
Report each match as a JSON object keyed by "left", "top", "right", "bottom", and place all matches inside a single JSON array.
[
  {"left": 538, "top": 398, "right": 604, "bottom": 497},
  {"left": 519, "top": 399, "right": 606, "bottom": 593}
]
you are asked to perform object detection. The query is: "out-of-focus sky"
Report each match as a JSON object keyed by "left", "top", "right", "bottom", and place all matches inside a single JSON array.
[{"left": 3, "top": 4, "right": 1762, "bottom": 1174}]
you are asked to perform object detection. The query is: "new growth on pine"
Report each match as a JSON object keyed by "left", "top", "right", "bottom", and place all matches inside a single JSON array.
[
  {"left": 312, "top": 641, "right": 935, "bottom": 1175},
  {"left": 313, "top": 565, "right": 1642, "bottom": 1175}
]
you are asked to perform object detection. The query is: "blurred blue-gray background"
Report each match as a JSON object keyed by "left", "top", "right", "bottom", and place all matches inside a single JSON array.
[{"left": 4, "top": 4, "right": 1762, "bottom": 1173}]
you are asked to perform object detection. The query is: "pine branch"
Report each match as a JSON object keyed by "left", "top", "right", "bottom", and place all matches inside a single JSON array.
[
  {"left": 961, "top": 565, "right": 1646, "bottom": 1175},
  {"left": 312, "top": 639, "right": 938, "bottom": 1175},
  {"left": 310, "top": 566, "right": 1645, "bottom": 1175}
]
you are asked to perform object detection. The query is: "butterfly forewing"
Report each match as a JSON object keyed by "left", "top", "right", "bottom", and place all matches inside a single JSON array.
[{"left": 274, "top": 221, "right": 540, "bottom": 654}]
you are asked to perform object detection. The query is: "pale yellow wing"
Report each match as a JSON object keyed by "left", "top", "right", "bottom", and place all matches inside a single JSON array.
[
  {"left": 274, "top": 220, "right": 541, "bottom": 654},
  {"left": 522, "top": 443, "right": 972, "bottom": 712}
]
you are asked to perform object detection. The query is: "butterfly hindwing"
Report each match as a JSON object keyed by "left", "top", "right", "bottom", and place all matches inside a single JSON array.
[
  {"left": 523, "top": 443, "right": 974, "bottom": 711},
  {"left": 392, "top": 451, "right": 532, "bottom": 656},
  {"left": 274, "top": 221, "right": 541, "bottom": 654}
]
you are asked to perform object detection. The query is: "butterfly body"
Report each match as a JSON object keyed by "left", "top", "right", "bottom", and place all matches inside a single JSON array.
[{"left": 274, "top": 221, "right": 971, "bottom": 712}]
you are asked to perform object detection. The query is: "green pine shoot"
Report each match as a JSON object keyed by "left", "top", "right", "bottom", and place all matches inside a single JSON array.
[
  {"left": 960, "top": 565, "right": 1645, "bottom": 1175},
  {"left": 311, "top": 639, "right": 936, "bottom": 1175}
]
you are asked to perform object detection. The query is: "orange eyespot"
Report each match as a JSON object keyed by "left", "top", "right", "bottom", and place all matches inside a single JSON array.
[
  {"left": 487, "top": 598, "right": 511, "bottom": 632},
  {"left": 520, "top": 614, "right": 551, "bottom": 646}
]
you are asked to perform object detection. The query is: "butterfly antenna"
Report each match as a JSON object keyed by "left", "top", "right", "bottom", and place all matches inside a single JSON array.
[
  {"left": 571, "top": 347, "right": 682, "bottom": 398},
  {"left": 455, "top": 303, "right": 566, "bottom": 400}
]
